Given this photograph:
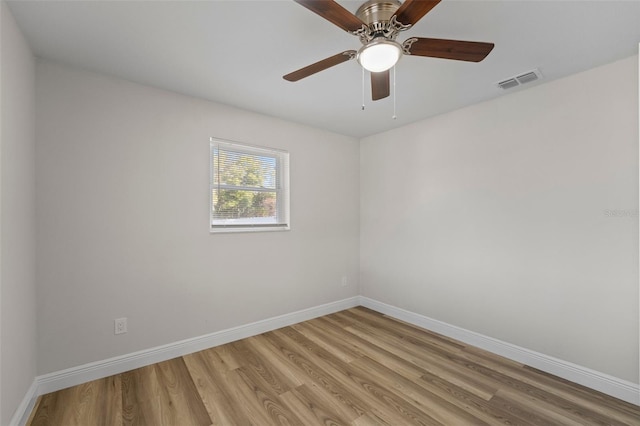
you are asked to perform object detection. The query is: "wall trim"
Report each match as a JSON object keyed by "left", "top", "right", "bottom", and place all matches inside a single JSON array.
[
  {"left": 10, "top": 380, "right": 38, "bottom": 426},
  {"left": 359, "top": 296, "right": 640, "bottom": 406},
  {"left": 12, "top": 296, "right": 359, "bottom": 424},
  {"left": 11, "top": 294, "right": 639, "bottom": 424}
]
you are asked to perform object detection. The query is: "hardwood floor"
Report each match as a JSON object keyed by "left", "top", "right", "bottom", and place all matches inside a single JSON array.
[{"left": 27, "top": 307, "right": 640, "bottom": 425}]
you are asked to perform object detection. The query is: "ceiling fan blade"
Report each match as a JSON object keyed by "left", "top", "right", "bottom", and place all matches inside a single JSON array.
[
  {"left": 393, "top": 0, "right": 441, "bottom": 26},
  {"left": 283, "top": 50, "right": 356, "bottom": 82},
  {"left": 294, "top": 0, "right": 365, "bottom": 33},
  {"left": 406, "top": 37, "right": 494, "bottom": 62},
  {"left": 371, "top": 70, "right": 390, "bottom": 101}
]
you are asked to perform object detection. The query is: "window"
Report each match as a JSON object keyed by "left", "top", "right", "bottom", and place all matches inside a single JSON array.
[{"left": 210, "top": 138, "right": 290, "bottom": 233}]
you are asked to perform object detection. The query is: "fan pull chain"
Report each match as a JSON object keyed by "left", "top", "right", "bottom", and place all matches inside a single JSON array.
[
  {"left": 361, "top": 67, "right": 365, "bottom": 110},
  {"left": 392, "top": 65, "right": 397, "bottom": 120}
]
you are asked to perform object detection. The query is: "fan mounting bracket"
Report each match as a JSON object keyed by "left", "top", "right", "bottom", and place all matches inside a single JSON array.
[
  {"left": 352, "top": 15, "right": 411, "bottom": 44},
  {"left": 402, "top": 37, "right": 418, "bottom": 55},
  {"left": 343, "top": 50, "right": 357, "bottom": 60}
]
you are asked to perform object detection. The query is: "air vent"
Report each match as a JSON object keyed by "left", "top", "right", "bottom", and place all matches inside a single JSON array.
[
  {"left": 516, "top": 71, "right": 538, "bottom": 84},
  {"left": 497, "top": 78, "right": 519, "bottom": 90},
  {"left": 496, "top": 68, "right": 544, "bottom": 90}
]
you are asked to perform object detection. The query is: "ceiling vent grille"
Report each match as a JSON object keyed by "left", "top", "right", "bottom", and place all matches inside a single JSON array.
[
  {"left": 497, "top": 78, "right": 519, "bottom": 90},
  {"left": 496, "top": 68, "right": 543, "bottom": 90}
]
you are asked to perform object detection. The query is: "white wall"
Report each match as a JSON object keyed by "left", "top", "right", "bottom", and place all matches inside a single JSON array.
[
  {"left": 360, "top": 56, "right": 639, "bottom": 383},
  {"left": 0, "top": 1, "right": 37, "bottom": 423},
  {"left": 35, "top": 61, "right": 360, "bottom": 374},
  {"left": 20, "top": 27, "right": 640, "bottom": 405}
]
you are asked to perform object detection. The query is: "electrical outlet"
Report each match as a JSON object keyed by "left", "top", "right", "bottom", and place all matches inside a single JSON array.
[
  {"left": 341, "top": 275, "right": 348, "bottom": 287},
  {"left": 114, "top": 317, "right": 127, "bottom": 335}
]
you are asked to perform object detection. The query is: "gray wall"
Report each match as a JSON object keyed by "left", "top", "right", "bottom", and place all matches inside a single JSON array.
[
  {"left": 35, "top": 61, "right": 360, "bottom": 374},
  {"left": 360, "top": 55, "right": 639, "bottom": 383},
  {"left": 0, "top": 1, "right": 37, "bottom": 423}
]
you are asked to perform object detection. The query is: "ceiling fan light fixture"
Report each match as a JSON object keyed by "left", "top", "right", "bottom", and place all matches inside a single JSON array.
[{"left": 357, "top": 39, "right": 402, "bottom": 72}]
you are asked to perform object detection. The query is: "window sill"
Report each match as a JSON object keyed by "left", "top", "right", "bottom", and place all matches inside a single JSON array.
[{"left": 210, "top": 225, "right": 290, "bottom": 234}]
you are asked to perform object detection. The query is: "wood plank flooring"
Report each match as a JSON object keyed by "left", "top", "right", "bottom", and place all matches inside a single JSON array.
[{"left": 27, "top": 307, "right": 640, "bottom": 425}]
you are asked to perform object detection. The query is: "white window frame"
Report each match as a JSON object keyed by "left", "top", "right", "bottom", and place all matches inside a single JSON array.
[{"left": 210, "top": 137, "right": 290, "bottom": 233}]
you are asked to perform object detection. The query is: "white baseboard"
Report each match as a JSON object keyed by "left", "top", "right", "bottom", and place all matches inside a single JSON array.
[
  {"left": 359, "top": 296, "right": 640, "bottom": 406},
  {"left": 10, "top": 380, "right": 38, "bottom": 426},
  {"left": 11, "top": 294, "right": 638, "bottom": 424},
  {"left": 12, "top": 296, "right": 360, "bottom": 424}
]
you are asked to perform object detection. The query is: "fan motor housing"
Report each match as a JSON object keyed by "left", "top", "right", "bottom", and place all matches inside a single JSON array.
[{"left": 356, "top": 0, "right": 402, "bottom": 27}]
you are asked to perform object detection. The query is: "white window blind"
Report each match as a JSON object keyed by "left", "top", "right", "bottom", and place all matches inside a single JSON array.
[{"left": 210, "top": 138, "right": 289, "bottom": 232}]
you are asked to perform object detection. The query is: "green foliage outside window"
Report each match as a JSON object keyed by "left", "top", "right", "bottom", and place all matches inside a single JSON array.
[{"left": 212, "top": 149, "right": 277, "bottom": 220}]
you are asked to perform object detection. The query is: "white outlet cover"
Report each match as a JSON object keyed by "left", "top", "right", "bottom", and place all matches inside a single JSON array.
[{"left": 115, "top": 317, "right": 127, "bottom": 335}]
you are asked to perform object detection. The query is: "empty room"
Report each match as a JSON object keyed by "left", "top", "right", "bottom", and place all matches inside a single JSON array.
[{"left": 1, "top": 0, "right": 639, "bottom": 425}]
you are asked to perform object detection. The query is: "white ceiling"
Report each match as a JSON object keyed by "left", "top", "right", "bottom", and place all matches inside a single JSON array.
[{"left": 7, "top": 0, "right": 640, "bottom": 138}]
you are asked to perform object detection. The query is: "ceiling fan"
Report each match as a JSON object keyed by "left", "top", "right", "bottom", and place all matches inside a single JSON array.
[{"left": 283, "top": 0, "right": 495, "bottom": 101}]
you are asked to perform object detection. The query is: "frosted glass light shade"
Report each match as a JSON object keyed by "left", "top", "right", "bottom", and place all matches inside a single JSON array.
[{"left": 357, "top": 39, "right": 402, "bottom": 72}]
